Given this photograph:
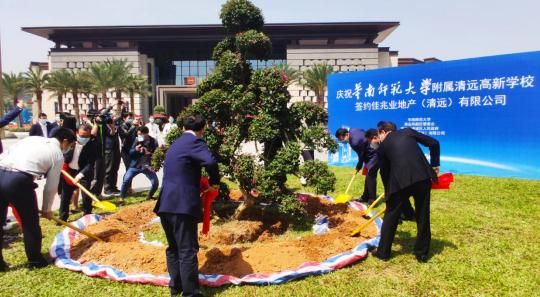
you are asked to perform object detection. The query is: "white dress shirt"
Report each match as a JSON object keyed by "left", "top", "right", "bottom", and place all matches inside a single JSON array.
[
  {"left": 68, "top": 142, "right": 87, "bottom": 180},
  {"left": 146, "top": 122, "right": 161, "bottom": 144},
  {"left": 40, "top": 122, "right": 48, "bottom": 137},
  {"left": 0, "top": 136, "right": 64, "bottom": 212}
]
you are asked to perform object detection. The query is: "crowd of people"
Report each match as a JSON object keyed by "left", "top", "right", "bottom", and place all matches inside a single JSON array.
[{"left": 1, "top": 100, "right": 441, "bottom": 297}]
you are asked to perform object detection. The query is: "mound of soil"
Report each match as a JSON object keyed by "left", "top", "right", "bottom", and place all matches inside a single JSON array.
[{"left": 71, "top": 196, "right": 378, "bottom": 278}]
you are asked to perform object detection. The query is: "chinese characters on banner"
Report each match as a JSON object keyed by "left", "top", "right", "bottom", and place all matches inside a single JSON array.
[{"left": 335, "top": 75, "right": 534, "bottom": 112}]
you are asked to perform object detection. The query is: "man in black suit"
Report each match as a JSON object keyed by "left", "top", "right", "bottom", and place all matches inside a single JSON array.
[
  {"left": 154, "top": 115, "right": 220, "bottom": 297},
  {"left": 59, "top": 123, "right": 97, "bottom": 221},
  {"left": 29, "top": 113, "right": 53, "bottom": 137},
  {"left": 373, "top": 121, "right": 440, "bottom": 263}
]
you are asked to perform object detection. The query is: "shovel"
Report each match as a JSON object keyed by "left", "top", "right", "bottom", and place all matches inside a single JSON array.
[
  {"left": 61, "top": 170, "right": 117, "bottom": 212},
  {"left": 362, "top": 193, "right": 385, "bottom": 218},
  {"left": 351, "top": 207, "right": 385, "bottom": 237},
  {"left": 49, "top": 216, "right": 104, "bottom": 242},
  {"left": 335, "top": 171, "right": 358, "bottom": 204}
]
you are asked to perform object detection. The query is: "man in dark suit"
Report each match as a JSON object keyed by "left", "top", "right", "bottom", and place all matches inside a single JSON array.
[
  {"left": 372, "top": 121, "right": 440, "bottom": 263},
  {"left": 0, "top": 101, "right": 24, "bottom": 154},
  {"left": 29, "top": 113, "right": 53, "bottom": 137},
  {"left": 59, "top": 123, "right": 97, "bottom": 221},
  {"left": 154, "top": 115, "right": 220, "bottom": 297},
  {"left": 335, "top": 127, "right": 381, "bottom": 204}
]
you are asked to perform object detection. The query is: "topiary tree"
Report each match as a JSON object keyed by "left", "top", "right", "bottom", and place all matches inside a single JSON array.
[{"left": 155, "top": 0, "right": 337, "bottom": 221}]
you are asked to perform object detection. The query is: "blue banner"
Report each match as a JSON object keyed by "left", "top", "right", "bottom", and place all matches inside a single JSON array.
[{"left": 327, "top": 51, "right": 540, "bottom": 180}]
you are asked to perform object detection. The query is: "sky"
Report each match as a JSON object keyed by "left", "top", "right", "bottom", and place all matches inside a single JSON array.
[{"left": 0, "top": 0, "right": 538, "bottom": 73}]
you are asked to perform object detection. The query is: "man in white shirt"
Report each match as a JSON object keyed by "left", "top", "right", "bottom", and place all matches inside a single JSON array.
[
  {"left": 145, "top": 116, "right": 161, "bottom": 145},
  {"left": 0, "top": 127, "right": 76, "bottom": 271},
  {"left": 59, "top": 124, "right": 97, "bottom": 221},
  {"left": 161, "top": 115, "right": 178, "bottom": 145}
]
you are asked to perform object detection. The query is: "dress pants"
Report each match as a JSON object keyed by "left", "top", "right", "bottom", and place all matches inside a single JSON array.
[
  {"left": 361, "top": 165, "right": 379, "bottom": 203},
  {"left": 0, "top": 169, "right": 47, "bottom": 266},
  {"left": 104, "top": 148, "right": 121, "bottom": 192},
  {"left": 59, "top": 168, "right": 93, "bottom": 221},
  {"left": 160, "top": 213, "right": 200, "bottom": 297},
  {"left": 377, "top": 179, "right": 432, "bottom": 258},
  {"left": 90, "top": 157, "right": 105, "bottom": 196}
]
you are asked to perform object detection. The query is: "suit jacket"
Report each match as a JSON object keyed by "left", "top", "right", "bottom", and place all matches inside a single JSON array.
[
  {"left": 348, "top": 128, "right": 366, "bottom": 171},
  {"left": 0, "top": 107, "right": 23, "bottom": 154},
  {"left": 64, "top": 138, "right": 98, "bottom": 179},
  {"left": 378, "top": 128, "right": 440, "bottom": 196},
  {"left": 29, "top": 122, "right": 54, "bottom": 137},
  {"left": 154, "top": 132, "right": 220, "bottom": 219}
]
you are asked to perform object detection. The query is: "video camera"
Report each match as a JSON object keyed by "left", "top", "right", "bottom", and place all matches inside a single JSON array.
[{"left": 88, "top": 106, "right": 114, "bottom": 125}]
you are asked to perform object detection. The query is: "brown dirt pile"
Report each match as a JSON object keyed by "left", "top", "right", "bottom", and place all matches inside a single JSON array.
[{"left": 71, "top": 197, "right": 377, "bottom": 278}]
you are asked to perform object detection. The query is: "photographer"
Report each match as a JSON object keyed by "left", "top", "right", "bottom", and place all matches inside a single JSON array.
[
  {"left": 118, "top": 112, "right": 139, "bottom": 169},
  {"left": 119, "top": 126, "right": 159, "bottom": 203},
  {"left": 87, "top": 109, "right": 106, "bottom": 197},
  {"left": 100, "top": 107, "right": 121, "bottom": 196}
]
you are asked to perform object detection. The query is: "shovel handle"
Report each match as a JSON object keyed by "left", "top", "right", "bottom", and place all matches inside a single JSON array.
[
  {"left": 61, "top": 170, "right": 100, "bottom": 204},
  {"left": 363, "top": 193, "right": 385, "bottom": 216},
  {"left": 344, "top": 171, "right": 357, "bottom": 195},
  {"left": 50, "top": 216, "right": 104, "bottom": 242},
  {"left": 351, "top": 207, "right": 386, "bottom": 237}
]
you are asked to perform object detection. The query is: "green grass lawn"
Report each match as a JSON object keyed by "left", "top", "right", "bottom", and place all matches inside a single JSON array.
[{"left": 1, "top": 167, "right": 539, "bottom": 297}]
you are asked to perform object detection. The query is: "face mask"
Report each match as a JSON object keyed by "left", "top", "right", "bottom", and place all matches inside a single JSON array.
[
  {"left": 169, "top": 117, "right": 174, "bottom": 123},
  {"left": 370, "top": 142, "right": 380, "bottom": 150},
  {"left": 61, "top": 145, "right": 73, "bottom": 154},
  {"left": 39, "top": 119, "right": 48, "bottom": 125},
  {"left": 149, "top": 118, "right": 154, "bottom": 123},
  {"left": 126, "top": 118, "right": 133, "bottom": 124},
  {"left": 55, "top": 116, "right": 61, "bottom": 123},
  {"left": 137, "top": 135, "right": 145, "bottom": 142},
  {"left": 78, "top": 136, "right": 90, "bottom": 146}
]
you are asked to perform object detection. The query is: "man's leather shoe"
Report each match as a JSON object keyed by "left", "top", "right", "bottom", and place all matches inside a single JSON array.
[
  {"left": 415, "top": 254, "right": 429, "bottom": 263},
  {"left": 0, "top": 261, "right": 9, "bottom": 272},
  {"left": 371, "top": 249, "right": 391, "bottom": 261},
  {"left": 28, "top": 259, "right": 49, "bottom": 269}
]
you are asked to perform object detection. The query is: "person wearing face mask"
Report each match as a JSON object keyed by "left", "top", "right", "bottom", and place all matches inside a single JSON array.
[
  {"left": 29, "top": 113, "right": 53, "bottom": 137},
  {"left": 119, "top": 126, "right": 159, "bottom": 203},
  {"left": 59, "top": 124, "right": 97, "bottom": 221},
  {"left": 372, "top": 121, "right": 440, "bottom": 263},
  {"left": 145, "top": 116, "right": 161, "bottom": 144},
  {"left": 0, "top": 127, "right": 76, "bottom": 271},
  {"left": 118, "top": 112, "right": 138, "bottom": 169},
  {"left": 162, "top": 115, "right": 178, "bottom": 137},
  {"left": 335, "top": 127, "right": 379, "bottom": 204}
]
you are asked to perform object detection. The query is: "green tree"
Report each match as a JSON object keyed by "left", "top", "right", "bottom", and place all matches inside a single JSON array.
[
  {"left": 276, "top": 63, "right": 300, "bottom": 86},
  {"left": 156, "top": 0, "right": 337, "bottom": 221},
  {"left": 302, "top": 63, "right": 334, "bottom": 107},
  {"left": 45, "top": 69, "right": 71, "bottom": 113},
  {"left": 64, "top": 69, "right": 85, "bottom": 124},
  {"left": 106, "top": 59, "right": 132, "bottom": 104},
  {"left": 126, "top": 74, "right": 150, "bottom": 112},
  {"left": 24, "top": 67, "right": 49, "bottom": 115},
  {"left": 88, "top": 62, "right": 114, "bottom": 107},
  {"left": 1, "top": 72, "right": 28, "bottom": 126}
]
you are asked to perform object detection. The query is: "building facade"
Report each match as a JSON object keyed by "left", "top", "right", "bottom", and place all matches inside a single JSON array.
[{"left": 23, "top": 22, "right": 400, "bottom": 119}]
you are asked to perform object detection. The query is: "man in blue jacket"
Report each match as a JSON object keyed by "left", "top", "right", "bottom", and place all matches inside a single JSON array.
[{"left": 154, "top": 114, "right": 220, "bottom": 297}]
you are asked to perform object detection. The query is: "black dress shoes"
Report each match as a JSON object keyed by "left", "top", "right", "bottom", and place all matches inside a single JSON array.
[
  {"left": 371, "top": 249, "right": 391, "bottom": 261},
  {"left": 0, "top": 260, "right": 9, "bottom": 272},
  {"left": 415, "top": 254, "right": 429, "bottom": 263}
]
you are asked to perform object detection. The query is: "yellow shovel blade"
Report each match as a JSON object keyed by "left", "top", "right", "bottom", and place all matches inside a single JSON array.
[
  {"left": 92, "top": 200, "right": 117, "bottom": 212},
  {"left": 335, "top": 193, "right": 353, "bottom": 204}
]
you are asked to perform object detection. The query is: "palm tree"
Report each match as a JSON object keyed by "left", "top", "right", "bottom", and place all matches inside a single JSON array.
[
  {"left": 64, "top": 69, "right": 85, "bottom": 124},
  {"left": 24, "top": 67, "right": 49, "bottom": 115},
  {"left": 1, "top": 72, "right": 28, "bottom": 126},
  {"left": 276, "top": 63, "right": 300, "bottom": 86},
  {"left": 45, "top": 69, "right": 71, "bottom": 113},
  {"left": 88, "top": 63, "right": 113, "bottom": 107},
  {"left": 126, "top": 74, "right": 150, "bottom": 112},
  {"left": 107, "top": 59, "right": 132, "bottom": 103},
  {"left": 302, "top": 63, "right": 334, "bottom": 107}
]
